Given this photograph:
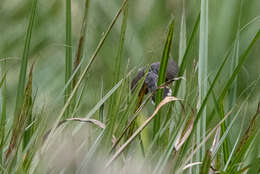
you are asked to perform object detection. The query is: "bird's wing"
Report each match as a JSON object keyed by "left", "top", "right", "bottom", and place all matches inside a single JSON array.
[{"left": 131, "top": 67, "right": 145, "bottom": 91}]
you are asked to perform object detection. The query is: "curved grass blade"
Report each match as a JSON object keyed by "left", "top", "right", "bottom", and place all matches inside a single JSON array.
[
  {"left": 106, "top": 96, "right": 181, "bottom": 168},
  {"left": 176, "top": 109, "right": 233, "bottom": 174}
]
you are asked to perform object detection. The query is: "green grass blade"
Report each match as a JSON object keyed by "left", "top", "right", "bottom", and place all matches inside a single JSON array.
[
  {"left": 153, "top": 111, "right": 194, "bottom": 174},
  {"left": 173, "top": 14, "right": 200, "bottom": 97},
  {"left": 0, "top": 71, "right": 7, "bottom": 164},
  {"left": 197, "top": 0, "right": 209, "bottom": 165},
  {"left": 15, "top": 0, "right": 38, "bottom": 116},
  {"left": 154, "top": 18, "right": 175, "bottom": 139},
  {"left": 218, "top": 29, "right": 260, "bottom": 163},
  {"left": 64, "top": 0, "right": 73, "bottom": 118},
  {"left": 199, "top": 150, "right": 211, "bottom": 174},
  {"left": 187, "top": 29, "right": 260, "bottom": 163},
  {"left": 0, "top": 73, "right": 6, "bottom": 89},
  {"left": 228, "top": 0, "right": 242, "bottom": 110},
  {"left": 110, "top": 69, "right": 149, "bottom": 152},
  {"left": 219, "top": 29, "right": 260, "bottom": 102},
  {"left": 211, "top": 100, "right": 241, "bottom": 157},
  {"left": 99, "top": 80, "right": 105, "bottom": 123},
  {"left": 178, "top": 1, "right": 187, "bottom": 68},
  {"left": 194, "top": 49, "right": 232, "bottom": 132},
  {"left": 247, "top": 149, "right": 260, "bottom": 173},
  {"left": 178, "top": 1, "right": 187, "bottom": 99},
  {"left": 114, "top": 2, "right": 128, "bottom": 83},
  {"left": 104, "top": 2, "right": 128, "bottom": 147}
]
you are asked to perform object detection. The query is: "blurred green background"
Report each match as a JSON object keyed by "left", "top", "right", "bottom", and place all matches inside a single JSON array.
[{"left": 1, "top": 0, "right": 260, "bottom": 116}]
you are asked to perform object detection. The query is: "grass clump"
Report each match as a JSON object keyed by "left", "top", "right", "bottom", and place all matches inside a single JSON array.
[{"left": 0, "top": 0, "right": 260, "bottom": 173}]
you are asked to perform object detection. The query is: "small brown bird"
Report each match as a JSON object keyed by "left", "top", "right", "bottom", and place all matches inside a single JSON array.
[{"left": 131, "top": 59, "right": 179, "bottom": 104}]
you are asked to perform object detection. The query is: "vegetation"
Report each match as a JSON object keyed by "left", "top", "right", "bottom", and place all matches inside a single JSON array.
[{"left": 0, "top": 0, "right": 260, "bottom": 173}]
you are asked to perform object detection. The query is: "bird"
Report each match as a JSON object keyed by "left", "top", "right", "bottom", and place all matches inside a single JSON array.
[
  {"left": 125, "top": 59, "right": 179, "bottom": 142},
  {"left": 131, "top": 59, "right": 179, "bottom": 104}
]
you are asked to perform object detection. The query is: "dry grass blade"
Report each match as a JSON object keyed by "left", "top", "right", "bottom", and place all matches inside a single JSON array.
[
  {"left": 209, "top": 127, "right": 220, "bottom": 172},
  {"left": 110, "top": 89, "right": 152, "bottom": 152},
  {"left": 73, "top": 0, "right": 89, "bottom": 88},
  {"left": 105, "top": 96, "right": 182, "bottom": 168},
  {"left": 6, "top": 62, "right": 35, "bottom": 160},
  {"left": 182, "top": 162, "right": 202, "bottom": 170},
  {"left": 210, "top": 127, "right": 220, "bottom": 153},
  {"left": 43, "top": 118, "right": 104, "bottom": 141},
  {"left": 175, "top": 111, "right": 195, "bottom": 151},
  {"left": 238, "top": 102, "right": 260, "bottom": 149},
  {"left": 66, "top": 118, "right": 117, "bottom": 143},
  {"left": 66, "top": 118, "right": 105, "bottom": 129},
  {"left": 235, "top": 102, "right": 260, "bottom": 154},
  {"left": 43, "top": 117, "right": 117, "bottom": 145},
  {"left": 23, "top": 62, "right": 35, "bottom": 150},
  {"left": 177, "top": 109, "right": 233, "bottom": 174},
  {"left": 111, "top": 79, "right": 182, "bottom": 152},
  {"left": 70, "top": 0, "right": 90, "bottom": 113}
]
